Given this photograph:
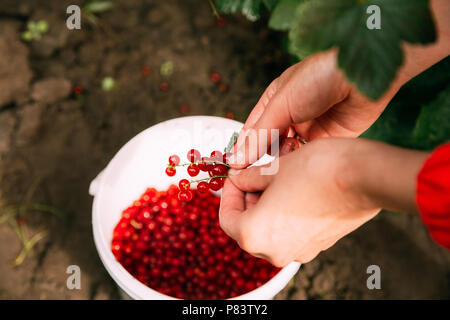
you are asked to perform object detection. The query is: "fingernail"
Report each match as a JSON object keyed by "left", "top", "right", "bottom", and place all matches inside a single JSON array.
[{"left": 228, "top": 169, "right": 241, "bottom": 176}]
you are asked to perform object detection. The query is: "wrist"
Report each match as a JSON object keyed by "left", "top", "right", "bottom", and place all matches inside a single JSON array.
[
  {"left": 348, "top": 140, "right": 429, "bottom": 214},
  {"left": 336, "top": 139, "right": 384, "bottom": 212}
]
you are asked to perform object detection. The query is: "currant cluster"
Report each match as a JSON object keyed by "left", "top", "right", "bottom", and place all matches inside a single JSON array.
[
  {"left": 165, "top": 149, "right": 230, "bottom": 201},
  {"left": 111, "top": 186, "right": 280, "bottom": 299}
]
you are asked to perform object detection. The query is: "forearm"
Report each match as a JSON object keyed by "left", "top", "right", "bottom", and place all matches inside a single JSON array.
[{"left": 349, "top": 140, "right": 429, "bottom": 214}]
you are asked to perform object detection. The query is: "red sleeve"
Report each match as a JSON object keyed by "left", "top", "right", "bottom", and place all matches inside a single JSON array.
[{"left": 416, "top": 143, "right": 450, "bottom": 250}]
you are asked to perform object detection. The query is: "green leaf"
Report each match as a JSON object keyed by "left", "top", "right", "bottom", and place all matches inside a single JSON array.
[
  {"left": 85, "top": 1, "right": 115, "bottom": 13},
  {"left": 102, "top": 77, "right": 116, "bottom": 91},
  {"left": 216, "top": 0, "right": 265, "bottom": 21},
  {"left": 289, "top": 0, "right": 436, "bottom": 100},
  {"left": 21, "top": 31, "right": 33, "bottom": 42},
  {"left": 36, "top": 20, "right": 49, "bottom": 33},
  {"left": 216, "top": 0, "right": 243, "bottom": 13},
  {"left": 240, "top": 0, "right": 264, "bottom": 21},
  {"left": 269, "top": 0, "right": 304, "bottom": 31},
  {"left": 412, "top": 84, "right": 450, "bottom": 149},
  {"left": 362, "top": 57, "right": 450, "bottom": 150},
  {"left": 27, "top": 21, "right": 37, "bottom": 31},
  {"left": 160, "top": 61, "right": 174, "bottom": 76},
  {"left": 263, "top": 0, "right": 279, "bottom": 10}
]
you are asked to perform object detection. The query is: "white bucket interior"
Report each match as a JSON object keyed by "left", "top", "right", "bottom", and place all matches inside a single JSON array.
[{"left": 90, "top": 116, "right": 300, "bottom": 300}]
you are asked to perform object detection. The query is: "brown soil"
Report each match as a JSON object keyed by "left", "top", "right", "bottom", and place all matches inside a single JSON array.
[{"left": 0, "top": 0, "right": 449, "bottom": 300}]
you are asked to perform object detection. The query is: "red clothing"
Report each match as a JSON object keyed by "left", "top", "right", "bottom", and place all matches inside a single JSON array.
[{"left": 416, "top": 143, "right": 450, "bottom": 250}]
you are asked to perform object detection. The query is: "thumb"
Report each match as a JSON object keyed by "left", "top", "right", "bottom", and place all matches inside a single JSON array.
[{"left": 228, "top": 164, "right": 275, "bottom": 193}]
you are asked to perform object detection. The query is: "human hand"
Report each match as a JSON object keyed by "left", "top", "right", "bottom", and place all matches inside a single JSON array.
[
  {"left": 229, "top": 50, "right": 401, "bottom": 168},
  {"left": 219, "top": 138, "right": 428, "bottom": 266},
  {"left": 230, "top": 12, "right": 450, "bottom": 169}
]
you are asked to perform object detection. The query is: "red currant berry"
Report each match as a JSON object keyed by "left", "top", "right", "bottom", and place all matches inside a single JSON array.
[
  {"left": 210, "top": 150, "right": 223, "bottom": 162},
  {"left": 225, "top": 111, "right": 234, "bottom": 119},
  {"left": 168, "top": 154, "right": 180, "bottom": 165},
  {"left": 165, "top": 166, "right": 176, "bottom": 176},
  {"left": 178, "top": 190, "right": 193, "bottom": 202},
  {"left": 223, "top": 152, "right": 232, "bottom": 164},
  {"left": 198, "top": 157, "right": 211, "bottom": 171},
  {"left": 187, "top": 149, "right": 201, "bottom": 162},
  {"left": 74, "top": 85, "right": 83, "bottom": 95},
  {"left": 210, "top": 72, "right": 221, "bottom": 84},
  {"left": 187, "top": 164, "right": 200, "bottom": 177},
  {"left": 197, "top": 181, "right": 209, "bottom": 195},
  {"left": 211, "top": 164, "right": 227, "bottom": 176},
  {"left": 159, "top": 82, "right": 169, "bottom": 92},
  {"left": 141, "top": 66, "right": 151, "bottom": 76},
  {"left": 180, "top": 104, "right": 189, "bottom": 114},
  {"left": 179, "top": 179, "right": 190, "bottom": 190},
  {"left": 198, "top": 158, "right": 207, "bottom": 171},
  {"left": 217, "top": 17, "right": 226, "bottom": 27},
  {"left": 209, "top": 178, "right": 222, "bottom": 191}
]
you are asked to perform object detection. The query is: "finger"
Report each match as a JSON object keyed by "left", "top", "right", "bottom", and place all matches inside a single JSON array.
[
  {"left": 230, "top": 66, "right": 298, "bottom": 162},
  {"left": 219, "top": 178, "right": 246, "bottom": 242},
  {"left": 230, "top": 81, "right": 279, "bottom": 156},
  {"left": 231, "top": 50, "right": 350, "bottom": 168},
  {"left": 244, "top": 192, "right": 261, "bottom": 211},
  {"left": 240, "top": 65, "right": 299, "bottom": 136},
  {"left": 228, "top": 164, "right": 275, "bottom": 193},
  {"left": 243, "top": 79, "right": 281, "bottom": 130},
  {"left": 297, "top": 86, "right": 393, "bottom": 140},
  {"left": 279, "top": 137, "right": 300, "bottom": 156},
  {"left": 294, "top": 253, "right": 318, "bottom": 264},
  {"left": 249, "top": 52, "right": 347, "bottom": 144}
]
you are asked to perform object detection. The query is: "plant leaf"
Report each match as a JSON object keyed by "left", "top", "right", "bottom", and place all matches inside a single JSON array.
[
  {"left": 269, "top": 0, "right": 304, "bottom": 31},
  {"left": 216, "top": 0, "right": 244, "bottom": 13},
  {"left": 242, "top": 0, "right": 264, "bottom": 20},
  {"left": 362, "top": 57, "right": 450, "bottom": 150},
  {"left": 289, "top": 0, "right": 436, "bottom": 100},
  {"left": 13, "top": 230, "right": 47, "bottom": 267},
  {"left": 85, "top": 1, "right": 115, "bottom": 13},
  {"left": 412, "top": 84, "right": 450, "bottom": 149},
  {"left": 216, "top": 0, "right": 265, "bottom": 21},
  {"left": 263, "top": 0, "right": 279, "bottom": 10}
]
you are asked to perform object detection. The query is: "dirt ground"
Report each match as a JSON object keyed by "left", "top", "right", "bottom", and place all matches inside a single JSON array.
[{"left": 0, "top": 0, "right": 449, "bottom": 300}]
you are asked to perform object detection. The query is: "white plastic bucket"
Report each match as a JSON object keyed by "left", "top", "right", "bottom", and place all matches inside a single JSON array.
[{"left": 90, "top": 116, "right": 300, "bottom": 300}]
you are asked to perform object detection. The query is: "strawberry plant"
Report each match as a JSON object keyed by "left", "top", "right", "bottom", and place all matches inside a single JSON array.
[{"left": 213, "top": 0, "right": 450, "bottom": 150}]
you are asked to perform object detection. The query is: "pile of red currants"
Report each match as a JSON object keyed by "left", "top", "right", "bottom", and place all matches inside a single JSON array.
[{"left": 111, "top": 186, "right": 280, "bottom": 299}]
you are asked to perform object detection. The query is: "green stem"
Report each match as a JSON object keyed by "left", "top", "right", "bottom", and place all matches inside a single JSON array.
[
  {"left": 188, "top": 175, "right": 228, "bottom": 185},
  {"left": 13, "top": 230, "right": 47, "bottom": 267},
  {"left": 169, "top": 159, "right": 230, "bottom": 169},
  {"left": 182, "top": 175, "right": 228, "bottom": 190},
  {"left": 207, "top": 0, "right": 221, "bottom": 19}
]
